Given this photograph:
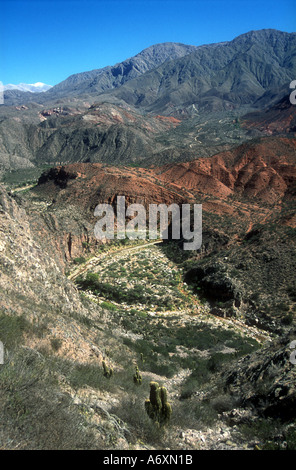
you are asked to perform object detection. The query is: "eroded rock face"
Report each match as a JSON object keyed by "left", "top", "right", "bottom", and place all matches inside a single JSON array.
[
  {"left": 0, "top": 185, "right": 88, "bottom": 317},
  {"left": 157, "top": 136, "right": 296, "bottom": 204},
  {"left": 222, "top": 328, "right": 296, "bottom": 420},
  {"left": 0, "top": 184, "right": 109, "bottom": 366}
]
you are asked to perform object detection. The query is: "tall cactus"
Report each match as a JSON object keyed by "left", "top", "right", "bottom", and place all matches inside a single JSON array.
[
  {"left": 145, "top": 381, "right": 172, "bottom": 425},
  {"left": 160, "top": 386, "right": 172, "bottom": 424},
  {"left": 102, "top": 360, "right": 113, "bottom": 378},
  {"left": 133, "top": 365, "right": 142, "bottom": 385}
]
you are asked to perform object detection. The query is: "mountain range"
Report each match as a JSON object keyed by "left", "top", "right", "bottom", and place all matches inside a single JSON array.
[
  {"left": 0, "top": 29, "right": 295, "bottom": 174},
  {"left": 106, "top": 29, "right": 296, "bottom": 115},
  {"left": 3, "top": 29, "right": 296, "bottom": 113}
]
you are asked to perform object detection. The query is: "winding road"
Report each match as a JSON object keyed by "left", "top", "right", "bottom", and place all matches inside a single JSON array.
[{"left": 68, "top": 240, "right": 163, "bottom": 281}]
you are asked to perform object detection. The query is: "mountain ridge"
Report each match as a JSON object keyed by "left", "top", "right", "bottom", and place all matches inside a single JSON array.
[
  {"left": 0, "top": 29, "right": 295, "bottom": 174},
  {"left": 3, "top": 29, "right": 295, "bottom": 111},
  {"left": 104, "top": 29, "right": 296, "bottom": 115},
  {"left": 3, "top": 42, "right": 199, "bottom": 106}
]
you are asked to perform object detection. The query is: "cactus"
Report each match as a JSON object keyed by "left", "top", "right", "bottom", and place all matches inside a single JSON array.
[
  {"left": 102, "top": 360, "right": 113, "bottom": 378},
  {"left": 145, "top": 381, "right": 172, "bottom": 426},
  {"left": 160, "top": 386, "right": 172, "bottom": 424},
  {"left": 140, "top": 353, "right": 145, "bottom": 364},
  {"left": 133, "top": 365, "right": 142, "bottom": 385}
]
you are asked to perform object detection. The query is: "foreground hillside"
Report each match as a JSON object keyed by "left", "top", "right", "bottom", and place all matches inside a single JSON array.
[{"left": 0, "top": 179, "right": 295, "bottom": 449}]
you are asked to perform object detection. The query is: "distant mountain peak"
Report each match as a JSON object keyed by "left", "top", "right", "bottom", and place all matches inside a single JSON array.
[{"left": 3, "top": 82, "right": 53, "bottom": 93}]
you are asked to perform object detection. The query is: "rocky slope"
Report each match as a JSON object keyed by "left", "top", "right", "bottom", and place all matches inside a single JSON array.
[
  {"left": 185, "top": 326, "right": 296, "bottom": 450},
  {"left": 241, "top": 93, "right": 296, "bottom": 135},
  {"left": 158, "top": 135, "right": 296, "bottom": 203}
]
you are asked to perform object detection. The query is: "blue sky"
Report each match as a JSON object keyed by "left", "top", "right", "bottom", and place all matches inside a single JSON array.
[{"left": 1, "top": 0, "right": 295, "bottom": 86}]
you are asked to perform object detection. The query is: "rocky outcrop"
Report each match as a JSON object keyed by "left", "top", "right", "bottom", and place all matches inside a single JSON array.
[
  {"left": 185, "top": 262, "right": 242, "bottom": 304},
  {"left": 222, "top": 328, "right": 296, "bottom": 420},
  {"left": 0, "top": 185, "right": 82, "bottom": 316}
]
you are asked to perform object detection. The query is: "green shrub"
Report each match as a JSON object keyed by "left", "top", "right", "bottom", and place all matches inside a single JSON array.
[
  {"left": 0, "top": 313, "right": 32, "bottom": 349},
  {"left": 73, "top": 257, "right": 86, "bottom": 265},
  {"left": 101, "top": 301, "right": 119, "bottom": 311},
  {"left": 50, "top": 337, "right": 63, "bottom": 352}
]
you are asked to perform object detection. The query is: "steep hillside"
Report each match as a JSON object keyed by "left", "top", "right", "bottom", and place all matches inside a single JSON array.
[
  {"left": 0, "top": 102, "right": 182, "bottom": 173},
  {"left": 107, "top": 30, "right": 296, "bottom": 115},
  {"left": 158, "top": 135, "right": 296, "bottom": 203}
]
